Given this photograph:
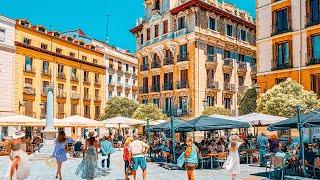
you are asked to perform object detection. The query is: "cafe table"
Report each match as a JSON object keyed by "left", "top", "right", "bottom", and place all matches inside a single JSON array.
[{"left": 204, "top": 153, "right": 219, "bottom": 169}]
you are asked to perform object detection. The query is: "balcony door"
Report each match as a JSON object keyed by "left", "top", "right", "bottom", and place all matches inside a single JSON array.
[
  {"left": 311, "top": 74, "right": 320, "bottom": 95},
  {"left": 180, "top": 69, "right": 188, "bottom": 85},
  {"left": 164, "top": 72, "right": 173, "bottom": 90},
  {"left": 311, "top": 0, "right": 320, "bottom": 23},
  {"left": 277, "top": 42, "right": 289, "bottom": 67},
  {"left": 25, "top": 101, "right": 33, "bottom": 117},
  {"left": 312, "top": 35, "right": 320, "bottom": 60},
  {"left": 164, "top": 97, "right": 173, "bottom": 114},
  {"left": 152, "top": 75, "right": 160, "bottom": 92},
  {"left": 275, "top": 8, "right": 288, "bottom": 32},
  {"left": 142, "top": 77, "right": 148, "bottom": 92}
]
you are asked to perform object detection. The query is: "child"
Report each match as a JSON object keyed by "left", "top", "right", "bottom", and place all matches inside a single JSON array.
[{"left": 223, "top": 136, "right": 243, "bottom": 180}]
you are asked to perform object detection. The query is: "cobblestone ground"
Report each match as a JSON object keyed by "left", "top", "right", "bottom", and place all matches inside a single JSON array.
[{"left": 0, "top": 151, "right": 266, "bottom": 180}]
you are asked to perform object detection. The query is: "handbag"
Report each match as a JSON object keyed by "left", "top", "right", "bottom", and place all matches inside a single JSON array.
[{"left": 126, "top": 165, "right": 133, "bottom": 176}]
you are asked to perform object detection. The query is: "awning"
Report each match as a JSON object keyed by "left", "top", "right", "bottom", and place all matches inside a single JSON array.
[
  {"left": 238, "top": 113, "right": 287, "bottom": 126},
  {"left": 187, "top": 115, "right": 250, "bottom": 131},
  {"left": 0, "top": 115, "right": 44, "bottom": 126},
  {"left": 151, "top": 118, "right": 194, "bottom": 132},
  {"left": 268, "top": 110, "right": 320, "bottom": 131}
]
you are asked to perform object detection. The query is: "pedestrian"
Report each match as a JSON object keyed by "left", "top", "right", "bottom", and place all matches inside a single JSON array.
[
  {"left": 128, "top": 135, "right": 149, "bottom": 180},
  {"left": 118, "top": 133, "right": 123, "bottom": 150},
  {"left": 52, "top": 131, "right": 69, "bottom": 180},
  {"left": 184, "top": 137, "right": 198, "bottom": 180},
  {"left": 7, "top": 130, "right": 30, "bottom": 180},
  {"left": 123, "top": 136, "right": 133, "bottom": 180},
  {"left": 223, "top": 135, "right": 244, "bottom": 180},
  {"left": 257, "top": 132, "right": 268, "bottom": 167},
  {"left": 100, "top": 135, "right": 116, "bottom": 170},
  {"left": 76, "top": 130, "right": 99, "bottom": 180},
  {"left": 269, "top": 134, "right": 280, "bottom": 153}
]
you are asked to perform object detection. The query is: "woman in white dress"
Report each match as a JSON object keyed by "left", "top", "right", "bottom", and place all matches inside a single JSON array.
[
  {"left": 7, "top": 131, "right": 30, "bottom": 180},
  {"left": 223, "top": 136, "right": 244, "bottom": 180}
]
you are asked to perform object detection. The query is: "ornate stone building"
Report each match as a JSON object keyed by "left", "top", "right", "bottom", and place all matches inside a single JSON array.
[{"left": 130, "top": 0, "right": 256, "bottom": 118}]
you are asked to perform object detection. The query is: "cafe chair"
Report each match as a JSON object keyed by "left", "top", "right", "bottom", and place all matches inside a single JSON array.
[
  {"left": 265, "top": 155, "right": 287, "bottom": 180},
  {"left": 216, "top": 152, "right": 228, "bottom": 169},
  {"left": 198, "top": 153, "right": 211, "bottom": 169}
]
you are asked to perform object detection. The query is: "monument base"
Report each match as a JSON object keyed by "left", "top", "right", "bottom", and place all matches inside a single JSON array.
[{"left": 31, "top": 128, "right": 57, "bottom": 160}]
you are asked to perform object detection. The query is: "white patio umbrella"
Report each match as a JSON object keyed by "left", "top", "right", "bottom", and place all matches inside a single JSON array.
[
  {"left": 0, "top": 115, "right": 45, "bottom": 126},
  {"left": 59, "top": 115, "right": 103, "bottom": 127},
  {"left": 237, "top": 113, "right": 287, "bottom": 126},
  {"left": 102, "top": 116, "right": 145, "bottom": 126}
]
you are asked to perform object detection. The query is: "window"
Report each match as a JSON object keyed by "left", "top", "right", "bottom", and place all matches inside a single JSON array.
[
  {"left": 108, "top": 91, "right": 113, "bottom": 97},
  {"left": 224, "top": 98, "right": 231, "bottom": 109},
  {"left": 275, "top": 8, "right": 288, "bottom": 33},
  {"left": 238, "top": 54, "right": 245, "bottom": 62},
  {"left": 142, "top": 77, "right": 148, "bottom": 93},
  {"left": 41, "top": 43, "right": 48, "bottom": 50},
  {"left": 310, "top": 0, "right": 320, "bottom": 24},
  {"left": 163, "top": 20, "right": 168, "bottom": 34},
  {"left": 140, "top": 33, "right": 144, "bottom": 45},
  {"left": 276, "top": 77, "right": 287, "bottom": 84},
  {"left": 95, "top": 106, "right": 100, "bottom": 119},
  {"left": 178, "top": 16, "right": 186, "bottom": 30},
  {"left": 24, "top": 101, "right": 33, "bottom": 117},
  {"left": 0, "top": 29, "right": 5, "bottom": 42},
  {"left": 24, "top": 56, "right": 33, "bottom": 72},
  {"left": 238, "top": 76, "right": 244, "bottom": 86},
  {"left": 179, "top": 69, "right": 188, "bottom": 88},
  {"left": 95, "top": 73, "right": 99, "bottom": 83},
  {"left": 224, "top": 73, "right": 230, "bottom": 82},
  {"left": 154, "top": 24, "right": 159, "bottom": 37},
  {"left": 276, "top": 42, "right": 290, "bottom": 67},
  {"left": 23, "top": 37, "right": 31, "bottom": 45},
  {"left": 226, "top": 24, "right": 233, "bottom": 36},
  {"left": 133, "top": 66, "right": 136, "bottom": 73},
  {"left": 207, "top": 45, "right": 215, "bottom": 55},
  {"left": 154, "top": 0, "right": 160, "bottom": 10},
  {"left": 126, "top": 64, "right": 129, "bottom": 72},
  {"left": 147, "top": 28, "right": 151, "bottom": 41},
  {"left": 117, "top": 92, "right": 121, "bottom": 96},
  {"left": 58, "top": 103, "right": 64, "bottom": 118},
  {"left": 224, "top": 50, "right": 231, "bottom": 58},
  {"left": 95, "top": 89, "right": 99, "bottom": 97},
  {"left": 311, "top": 74, "right": 320, "bottom": 95},
  {"left": 43, "top": 61, "right": 49, "bottom": 74},
  {"left": 82, "top": 55, "right": 87, "bottom": 61},
  {"left": 84, "top": 87, "right": 89, "bottom": 98},
  {"left": 69, "top": 52, "right": 75, "bottom": 58},
  {"left": 84, "top": 105, "right": 90, "bottom": 118},
  {"left": 58, "top": 64, "right": 64, "bottom": 73},
  {"left": 84, "top": 71, "right": 89, "bottom": 82},
  {"left": 164, "top": 72, "right": 173, "bottom": 90},
  {"left": 179, "top": 44, "right": 188, "bottom": 59},
  {"left": 209, "top": 17, "right": 216, "bottom": 31},
  {"left": 108, "top": 75, "right": 113, "bottom": 83},
  {"left": 152, "top": 75, "right": 160, "bottom": 92},
  {"left": 117, "top": 77, "right": 121, "bottom": 84},
  {"left": 153, "top": 99, "right": 160, "bottom": 107},
  {"left": 71, "top": 68, "right": 77, "bottom": 79},
  {"left": 207, "top": 96, "right": 215, "bottom": 107},
  {"left": 240, "top": 30, "right": 247, "bottom": 41},
  {"left": 56, "top": 48, "right": 62, "bottom": 54},
  {"left": 93, "top": 59, "right": 98, "bottom": 64},
  {"left": 118, "top": 61, "right": 122, "bottom": 71},
  {"left": 71, "top": 105, "right": 77, "bottom": 116},
  {"left": 312, "top": 35, "right": 320, "bottom": 60}
]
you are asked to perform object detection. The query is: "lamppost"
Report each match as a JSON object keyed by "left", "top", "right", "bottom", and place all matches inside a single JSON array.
[{"left": 296, "top": 106, "right": 307, "bottom": 177}]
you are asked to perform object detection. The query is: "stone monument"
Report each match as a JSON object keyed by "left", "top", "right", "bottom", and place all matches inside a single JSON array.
[{"left": 33, "top": 85, "right": 57, "bottom": 159}]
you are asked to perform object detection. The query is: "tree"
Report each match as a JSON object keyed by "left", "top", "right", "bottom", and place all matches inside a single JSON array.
[
  {"left": 133, "top": 103, "right": 167, "bottom": 121},
  {"left": 238, "top": 85, "right": 258, "bottom": 115},
  {"left": 202, "top": 106, "right": 232, "bottom": 116},
  {"left": 256, "top": 78, "right": 320, "bottom": 118},
  {"left": 100, "top": 97, "right": 138, "bottom": 119}
]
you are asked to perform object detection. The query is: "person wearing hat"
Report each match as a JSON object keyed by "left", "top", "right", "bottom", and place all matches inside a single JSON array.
[{"left": 7, "top": 130, "right": 30, "bottom": 180}]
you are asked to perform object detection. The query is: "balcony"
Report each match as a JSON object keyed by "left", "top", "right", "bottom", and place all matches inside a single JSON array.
[
  {"left": 83, "top": 95, "right": 91, "bottom": 102},
  {"left": 207, "top": 81, "right": 219, "bottom": 90},
  {"left": 206, "top": 54, "right": 218, "bottom": 68},
  {"left": 41, "top": 88, "right": 48, "bottom": 97},
  {"left": 23, "top": 86, "right": 35, "bottom": 96},
  {"left": 224, "top": 82, "right": 235, "bottom": 92},
  {"left": 237, "top": 61, "right": 247, "bottom": 74},
  {"left": 163, "top": 83, "right": 173, "bottom": 91},
  {"left": 306, "top": 14, "right": 320, "bottom": 27},
  {"left": 108, "top": 64, "right": 115, "bottom": 73},
  {"left": 151, "top": 61, "right": 161, "bottom": 69},
  {"left": 57, "top": 113, "right": 65, "bottom": 119},
  {"left": 223, "top": 58, "right": 234, "bottom": 72},
  {"left": 94, "top": 96, "right": 101, "bottom": 103},
  {"left": 174, "top": 28, "right": 188, "bottom": 38},
  {"left": 23, "top": 67, "right": 35, "bottom": 75},
  {"left": 238, "top": 85, "right": 248, "bottom": 92},
  {"left": 251, "top": 65, "right": 257, "bottom": 75},
  {"left": 163, "top": 56, "right": 174, "bottom": 66},
  {"left": 132, "top": 85, "right": 138, "bottom": 92},
  {"left": 71, "top": 93, "right": 80, "bottom": 100},
  {"left": 117, "top": 67, "right": 124, "bottom": 75},
  {"left": 124, "top": 84, "right": 131, "bottom": 91},
  {"left": 56, "top": 91, "right": 67, "bottom": 99},
  {"left": 140, "top": 64, "right": 149, "bottom": 71},
  {"left": 41, "top": 69, "right": 51, "bottom": 78},
  {"left": 271, "top": 63, "right": 293, "bottom": 71},
  {"left": 57, "top": 72, "right": 66, "bottom": 80},
  {"left": 125, "top": 71, "right": 132, "bottom": 77},
  {"left": 177, "top": 53, "right": 189, "bottom": 62},
  {"left": 176, "top": 80, "right": 188, "bottom": 89},
  {"left": 271, "top": 22, "right": 292, "bottom": 36},
  {"left": 108, "top": 81, "right": 116, "bottom": 88},
  {"left": 94, "top": 80, "right": 101, "bottom": 87},
  {"left": 164, "top": 107, "right": 188, "bottom": 117},
  {"left": 71, "top": 75, "right": 79, "bottom": 83},
  {"left": 83, "top": 78, "right": 91, "bottom": 86},
  {"left": 151, "top": 85, "right": 160, "bottom": 93},
  {"left": 139, "top": 87, "right": 149, "bottom": 94}
]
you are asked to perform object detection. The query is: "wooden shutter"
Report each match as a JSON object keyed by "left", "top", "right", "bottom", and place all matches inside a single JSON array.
[
  {"left": 288, "top": 6, "right": 292, "bottom": 30},
  {"left": 289, "top": 40, "right": 293, "bottom": 66},
  {"left": 272, "top": 43, "right": 277, "bottom": 68},
  {"left": 307, "top": 35, "right": 312, "bottom": 63}
]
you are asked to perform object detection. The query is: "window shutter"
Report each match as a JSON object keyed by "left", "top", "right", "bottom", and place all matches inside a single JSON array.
[
  {"left": 289, "top": 40, "right": 293, "bottom": 66},
  {"left": 288, "top": 7, "right": 292, "bottom": 30},
  {"left": 272, "top": 43, "right": 277, "bottom": 68},
  {"left": 307, "top": 36, "right": 312, "bottom": 63}
]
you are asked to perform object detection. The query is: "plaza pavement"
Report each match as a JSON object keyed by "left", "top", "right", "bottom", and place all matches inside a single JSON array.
[{"left": 0, "top": 150, "right": 266, "bottom": 180}]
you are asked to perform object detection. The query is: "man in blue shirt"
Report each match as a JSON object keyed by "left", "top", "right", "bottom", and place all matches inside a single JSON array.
[
  {"left": 257, "top": 133, "right": 268, "bottom": 167},
  {"left": 100, "top": 135, "right": 116, "bottom": 170}
]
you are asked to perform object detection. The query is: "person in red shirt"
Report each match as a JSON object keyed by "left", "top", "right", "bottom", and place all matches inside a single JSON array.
[{"left": 123, "top": 136, "right": 133, "bottom": 180}]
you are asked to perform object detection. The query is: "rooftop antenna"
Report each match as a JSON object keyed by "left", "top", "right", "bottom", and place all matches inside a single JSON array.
[{"left": 106, "top": 14, "right": 109, "bottom": 44}]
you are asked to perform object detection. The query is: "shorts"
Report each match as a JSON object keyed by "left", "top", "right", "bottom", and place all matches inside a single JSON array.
[
  {"left": 132, "top": 157, "right": 147, "bottom": 170},
  {"left": 185, "top": 162, "right": 198, "bottom": 170}
]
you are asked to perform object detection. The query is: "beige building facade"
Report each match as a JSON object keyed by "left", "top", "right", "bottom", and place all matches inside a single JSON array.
[
  {"left": 131, "top": 0, "right": 257, "bottom": 118},
  {"left": 14, "top": 19, "right": 106, "bottom": 120}
]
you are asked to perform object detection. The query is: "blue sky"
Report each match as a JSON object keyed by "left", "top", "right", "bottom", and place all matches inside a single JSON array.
[{"left": 0, "top": 0, "right": 255, "bottom": 52}]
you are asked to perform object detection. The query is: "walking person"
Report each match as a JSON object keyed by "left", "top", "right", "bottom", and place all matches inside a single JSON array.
[
  {"left": 184, "top": 137, "right": 199, "bottom": 180},
  {"left": 76, "top": 130, "right": 99, "bottom": 180},
  {"left": 118, "top": 133, "right": 123, "bottom": 150},
  {"left": 128, "top": 136, "right": 149, "bottom": 180},
  {"left": 257, "top": 132, "right": 268, "bottom": 167},
  {"left": 123, "top": 136, "right": 133, "bottom": 180},
  {"left": 100, "top": 135, "right": 115, "bottom": 170},
  {"left": 7, "top": 130, "right": 30, "bottom": 180},
  {"left": 223, "top": 135, "right": 244, "bottom": 180},
  {"left": 52, "top": 131, "right": 69, "bottom": 180}
]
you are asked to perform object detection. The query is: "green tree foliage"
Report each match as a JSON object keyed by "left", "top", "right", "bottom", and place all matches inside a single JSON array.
[
  {"left": 101, "top": 97, "right": 138, "bottom": 119},
  {"left": 256, "top": 78, "right": 320, "bottom": 118},
  {"left": 238, "top": 85, "right": 258, "bottom": 115},
  {"left": 202, "top": 106, "right": 232, "bottom": 116},
  {"left": 132, "top": 103, "right": 167, "bottom": 121}
]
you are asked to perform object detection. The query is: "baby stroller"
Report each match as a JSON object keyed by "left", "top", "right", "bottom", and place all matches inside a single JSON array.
[{"left": 73, "top": 141, "right": 83, "bottom": 158}]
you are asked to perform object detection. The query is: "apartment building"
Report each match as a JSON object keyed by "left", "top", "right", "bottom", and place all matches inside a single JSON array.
[
  {"left": 14, "top": 19, "right": 106, "bottom": 120},
  {"left": 257, "top": 0, "right": 320, "bottom": 94},
  {"left": 0, "top": 15, "right": 15, "bottom": 117},
  {"left": 130, "top": 0, "right": 257, "bottom": 117},
  {"left": 92, "top": 40, "right": 138, "bottom": 100}
]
